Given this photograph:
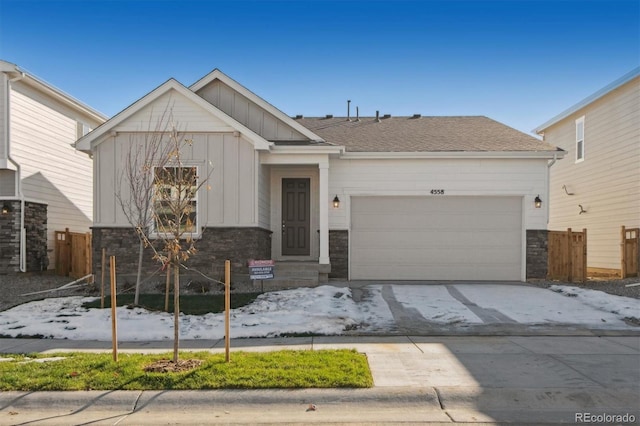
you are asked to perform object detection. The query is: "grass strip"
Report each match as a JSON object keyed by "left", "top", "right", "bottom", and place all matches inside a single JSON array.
[
  {"left": 81, "top": 293, "right": 262, "bottom": 315},
  {"left": 0, "top": 350, "right": 373, "bottom": 391}
]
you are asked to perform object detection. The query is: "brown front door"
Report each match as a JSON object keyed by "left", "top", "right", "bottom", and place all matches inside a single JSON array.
[{"left": 282, "top": 178, "right": 311, "bottom": 256}]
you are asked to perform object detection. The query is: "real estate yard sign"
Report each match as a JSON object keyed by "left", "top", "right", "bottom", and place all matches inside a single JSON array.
[{"left": 249, "top": 259, "right": 275, "bottom": 280}]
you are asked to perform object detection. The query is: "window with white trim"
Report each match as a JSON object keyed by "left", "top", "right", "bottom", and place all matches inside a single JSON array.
[
  {"left": 575, "top": 116, "right": 585, "bottom": 162},
  {"left": 152, "top": 166, "right": 198, "bottom": 236}
]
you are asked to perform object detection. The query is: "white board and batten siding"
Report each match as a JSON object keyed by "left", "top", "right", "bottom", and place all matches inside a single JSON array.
[
  {"left": 545, "top": 77, "right": 640, "bottom": 270},
  {"left": 196, "top": 81, "right": 307, "bottom": 141},
  {"left": 8, "top": 81, "right": 102, "bottom": 267},
  {"left": 329, "top": 157, "right": 550, "bottom": 281},
  {"left": 95, "top": 132, "right": 258, "bottom": 228}
]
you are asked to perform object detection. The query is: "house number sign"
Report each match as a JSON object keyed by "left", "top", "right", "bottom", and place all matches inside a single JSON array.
[{"left": 430, "top": 189, "right": 445, "bottom": 195}]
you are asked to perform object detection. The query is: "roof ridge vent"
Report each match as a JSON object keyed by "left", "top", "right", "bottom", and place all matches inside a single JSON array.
[
  {"left": 325, "top": 114, "right": 333, "bottom": 119},
  {"left": 412, "top": 114, "right": 421, "bottom": 119},
  {"left": 295, "top": 114, "right": 303, "bottom": 119},
  {"left": 382, "top": 114, "right": 391, "bottom": 119}
]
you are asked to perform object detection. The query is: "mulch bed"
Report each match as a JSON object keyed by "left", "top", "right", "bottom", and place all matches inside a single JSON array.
[{"left": 143, "top": 358, "right": 204, "bottom": 373}]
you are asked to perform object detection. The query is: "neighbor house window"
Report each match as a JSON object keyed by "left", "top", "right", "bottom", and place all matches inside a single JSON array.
[
  {"left": 575, "top": 116, "right": 585, "bottom": 162},
  {"left": 152, "top": 166, "right": 198, "bottom": 236}
]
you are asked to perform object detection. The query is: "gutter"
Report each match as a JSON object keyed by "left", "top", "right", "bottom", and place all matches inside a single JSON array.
[{"left": 5, "top": 69, "right": 27, "bottom": 272}]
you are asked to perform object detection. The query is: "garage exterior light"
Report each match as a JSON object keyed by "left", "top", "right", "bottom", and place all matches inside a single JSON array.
[{"left": 534, "top": 195, "right": 542, "bottom": 209}]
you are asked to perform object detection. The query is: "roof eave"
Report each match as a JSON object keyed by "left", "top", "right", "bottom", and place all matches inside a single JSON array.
[
  {"left": 534, "top": 67, "right": 640, "bottom": 134},
  {"left": 75, "top": 78, "right": 273, "bottom": 152},
  {"left": 340, "top": 150, "right": 566, "bottom": 160}
]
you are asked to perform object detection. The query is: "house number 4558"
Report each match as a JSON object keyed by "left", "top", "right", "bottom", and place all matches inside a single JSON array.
[{"left": 430, "top": 189, "right": 445, "bottom": 195}]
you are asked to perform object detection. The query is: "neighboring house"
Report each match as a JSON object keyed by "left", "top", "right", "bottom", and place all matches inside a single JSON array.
[
  {"left": 76, "top": 69, "right": 563, "bottom": 288},
  {"left": 0, "top": 60, "right": 107, "bottom": 274},
  {"left": 535, "top": 68, "right": 640, "bottom": 275}
]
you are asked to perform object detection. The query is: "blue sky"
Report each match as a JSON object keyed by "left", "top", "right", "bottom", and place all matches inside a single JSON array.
[{"left": 0, "top": 0, "right": 638, "bottom": 135}]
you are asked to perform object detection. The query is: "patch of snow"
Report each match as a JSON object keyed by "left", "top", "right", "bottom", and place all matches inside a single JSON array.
[{"left": 392, "top": 286, "right": 482, "bottom": 324}]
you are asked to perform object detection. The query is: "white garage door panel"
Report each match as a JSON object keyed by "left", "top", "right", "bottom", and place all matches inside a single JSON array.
[{"left": 350, "top": 196, "right": 522, "bottom": 281}]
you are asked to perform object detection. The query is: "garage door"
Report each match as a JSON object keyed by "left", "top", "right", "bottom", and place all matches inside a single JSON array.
[{"left": 350, "top": 196, "right": 522, "bottom": 281}]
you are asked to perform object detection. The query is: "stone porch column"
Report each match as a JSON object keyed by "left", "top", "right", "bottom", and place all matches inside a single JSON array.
[{"left": 318, "top": 162, "right": 330, "bottom": 265}]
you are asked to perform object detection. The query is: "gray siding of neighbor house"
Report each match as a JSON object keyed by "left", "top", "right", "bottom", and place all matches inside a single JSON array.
[{"left": 545, "top": 76, "right": 640, "bottom": 270}]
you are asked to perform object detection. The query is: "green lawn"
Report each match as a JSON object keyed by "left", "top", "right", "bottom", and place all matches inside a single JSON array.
[
  {"left": 0, "top": 350, "right": 373, "bottom": 391},
  {"left": 82, "top": 293, "right": 262, "bottom": 315}
]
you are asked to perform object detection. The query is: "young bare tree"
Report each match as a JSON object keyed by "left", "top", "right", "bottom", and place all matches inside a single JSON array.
[
  {"left": 140, "top": 125, "right": 212, "bottom": 364},
  {"left": 116, "top": 105, "right": 212, "bottom": 364},
  {"left": 115, "top": 107, "right": 173, "bottom": 306}
]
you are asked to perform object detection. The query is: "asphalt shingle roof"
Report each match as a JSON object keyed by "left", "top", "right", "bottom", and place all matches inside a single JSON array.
[{"left": 296, "top": 116, "right": 560, "bottom": 153}]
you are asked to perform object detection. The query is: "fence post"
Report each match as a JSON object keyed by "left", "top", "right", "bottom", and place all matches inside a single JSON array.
[
  {"left": 621, "top": 225, "right": 627, "bottom": 279},
  {"left": 582, "top": 228, "right": 587, "bottom": 283},
  {"left": 567, "top": 228, "right": 573, "bottom": 282},
  {"left": 101, "top": 248, "right": 106, "bottom": 309}
]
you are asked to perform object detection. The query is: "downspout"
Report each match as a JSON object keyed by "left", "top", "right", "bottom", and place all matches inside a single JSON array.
[
  {"left": 546, "top": 153, "right": 558, "bottom": 225},
  {"left": 6, "top": 70, "right": 26, "bottom": 271}
]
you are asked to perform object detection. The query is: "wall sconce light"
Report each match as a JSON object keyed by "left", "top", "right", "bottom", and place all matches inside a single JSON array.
[
  {"left": 1, "top": 203, "right": 12, "bottom": 215},
  {"left": 333, "top": 195, "right": 340, "bottom": 208},
  {"left": 534, "top": 195, "right": 542, "bottom": 209}
]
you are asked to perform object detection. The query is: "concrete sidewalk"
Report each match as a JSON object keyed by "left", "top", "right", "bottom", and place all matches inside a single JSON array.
[{"left": 1, "top": 335, "right": 639, "bottom": 424}]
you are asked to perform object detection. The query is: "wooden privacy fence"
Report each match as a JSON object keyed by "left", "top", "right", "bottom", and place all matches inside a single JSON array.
[
  {"left": 547, "top": 228, "right": 587, "bottom": 283},
  {"left": 621, "top": 226, "right": 639, "bottom": 278},
  {"left": 55, "top": 228, "right": 92, "bottom": 278}
]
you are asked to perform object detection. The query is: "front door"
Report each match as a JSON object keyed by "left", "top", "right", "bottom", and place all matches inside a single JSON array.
[{"left": 282, "top": 178, "right": 311, "bottom": 256}]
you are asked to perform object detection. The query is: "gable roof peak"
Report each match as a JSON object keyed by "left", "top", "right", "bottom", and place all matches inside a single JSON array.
[{"left": 189, "top": 68, "right": 324, "bottom": 142}]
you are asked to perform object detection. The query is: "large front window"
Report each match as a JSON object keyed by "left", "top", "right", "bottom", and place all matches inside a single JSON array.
[{"left": 153, "top": 166, "right": 198, "bottom": 235}]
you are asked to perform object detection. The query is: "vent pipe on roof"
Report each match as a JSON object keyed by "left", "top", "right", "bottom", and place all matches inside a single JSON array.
[
  {"left": 347, "top": 100, "right": 351, "bottom": 121},
  {"left": 375, "top": 110, "right": 380, "bottom": 122},
  {"left": 356, "top": 106, "right": 360, "bottom": 122}
]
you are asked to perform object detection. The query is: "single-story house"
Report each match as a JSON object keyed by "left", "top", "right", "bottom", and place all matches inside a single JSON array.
[{"left": 76, "top": 69, "right": 564, "bottom": 289}]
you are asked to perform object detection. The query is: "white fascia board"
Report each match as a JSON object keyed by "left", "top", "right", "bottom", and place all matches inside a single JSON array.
[
  {"left": 75, "top": 78, "right": 272, "bottom": 152},
  {"left": 189, "top": 69, "right": 325, "bottom": 143},
  {"left": 260, "top": 152, "right": 331, "bottom": 166},
  {"left": 1, "top": 60, "right": 107, "bottom": 123},
  {"left": 340, "top": 150, "right": 566, "bottom": 160},
  {"left": 268, "top": 145, "right": 344, "bottom": 155},
  {"left": 534, "top": 67, "right": 640, "bottom": 134}
]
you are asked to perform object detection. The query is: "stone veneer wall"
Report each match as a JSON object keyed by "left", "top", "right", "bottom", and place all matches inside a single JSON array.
[
  {"left": 0, "top": 200, "right": 21, "bottom": 274},
  {"left": 24, "top": 202, "right": 48, "bottom": 272},
  {"left": 526, "top": 229, "right": 548, "bottom": 279},
  {"left": 329, "top": 230, "right": 348, "bottom": 279},
  {"left": 0, "top": 201, "right": 48, "bottom": 273},
  {"left": 92, "top": 227, "right": 272, "bottom": 294}
]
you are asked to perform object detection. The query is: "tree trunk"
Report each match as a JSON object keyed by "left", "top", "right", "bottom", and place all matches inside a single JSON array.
[
  {"left": 173, "top": 258, "right": 180, "bottom": 363},
  {"left": 165, "top": 253, "right": 171, "bottom": 312},
  {"left": 134, "top": 240, "right": 144, "bottom": 306}
]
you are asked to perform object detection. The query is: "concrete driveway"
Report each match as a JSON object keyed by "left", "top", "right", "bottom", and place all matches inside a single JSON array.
[{"left": 349, "top": 282, "right": 640, "bottom": 335}]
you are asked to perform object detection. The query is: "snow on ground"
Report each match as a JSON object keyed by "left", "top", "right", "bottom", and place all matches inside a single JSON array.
[
  {"left": 391, "top": 285, "right": 482, "bottom": 324},
  {"left": 0, "top": 284, "right": 637, "bottom": 341},
  {"left": 451, "top": 284, "right": 634, "bottom": 326}
]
